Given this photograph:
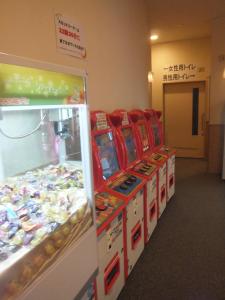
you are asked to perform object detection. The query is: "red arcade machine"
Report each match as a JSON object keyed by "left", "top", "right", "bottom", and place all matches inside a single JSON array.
[
  {"left": 91, "top": 121, "right": 125, "bottom": 300},
  {"left": 144, "top": 109, "right": 175, "bottom": 201},
  {"left": 94, "top": 191, "right": 125, "bottom": 300},
  {"left": 91, "top": 111, "right": 146, "bottom": 281},
  {"left": 108, "top": 110, "right": 158, "bottom": 242},
  {"left": 128, "top": 109, "right": 167, "bottom": 218}
]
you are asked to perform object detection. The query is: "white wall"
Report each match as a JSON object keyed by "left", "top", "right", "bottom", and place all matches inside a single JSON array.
[
  {"left": 151, "top": 38, "right": 211, "bottom": 114},
  {"left": 210, "top": 17, "right": 225, "bottom": 124},
  {"left": 0, "top": 0, "right": 150, "bottom": 111}
]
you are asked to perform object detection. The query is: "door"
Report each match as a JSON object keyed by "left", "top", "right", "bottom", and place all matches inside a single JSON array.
[{"left": 164, "top": 81, "right": 206, "bottom": 158}]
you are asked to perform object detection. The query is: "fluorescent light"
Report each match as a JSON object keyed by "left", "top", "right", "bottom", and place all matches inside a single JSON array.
[{"left": 150, "top": 35, "right": 159, "bottom": 41}]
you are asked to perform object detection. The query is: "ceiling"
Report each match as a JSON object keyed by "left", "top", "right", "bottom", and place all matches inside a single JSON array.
[{"left": 147, "top": 0, "right": 225, "bottom": 44}]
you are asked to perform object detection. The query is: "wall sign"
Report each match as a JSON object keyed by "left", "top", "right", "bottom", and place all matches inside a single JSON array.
[
  {"left": 55, "top": 14, "right": 86, "bottom": 59},
  {"left": 163, "top": 63, "right": 197, "bottom": 82}
]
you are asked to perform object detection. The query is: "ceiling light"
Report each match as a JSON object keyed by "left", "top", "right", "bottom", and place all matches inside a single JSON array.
[
  {"left": 150, "top": 35, "right": 159, "bottom": 41},
  {"left": 148, "top": 71, "right": 154, "bottom": 83}
]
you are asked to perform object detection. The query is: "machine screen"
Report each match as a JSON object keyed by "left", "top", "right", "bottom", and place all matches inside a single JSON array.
[
  {"left": 95, "top": 132, "right": 120, "bottom": 179},
  {"left": 138, "top": 124, "right": 149, "bottom": 152},
  {"left": 151, "top": 124, "right": 161, "bottom": 146},
  {"left": 121, "top": 127, "right": 137, "bottom": 163}
]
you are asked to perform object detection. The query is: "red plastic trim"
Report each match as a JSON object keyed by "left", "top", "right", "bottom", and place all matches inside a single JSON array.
[
  {"left": 123, "top": 210, "right": 128, "bottom": 279},
  {"left": 143, "top": 185, "right": 148, "bottom": 243},
  {"left": 156, "top": 171, "right": 160, "bottom": 219},
  {"left": 104, "top": 252, "right": 120, "bottom": 295}
]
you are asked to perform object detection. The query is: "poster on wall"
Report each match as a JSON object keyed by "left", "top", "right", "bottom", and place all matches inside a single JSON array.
[{"left": 55, "top": 14, "right": 86, "bottom": 59}]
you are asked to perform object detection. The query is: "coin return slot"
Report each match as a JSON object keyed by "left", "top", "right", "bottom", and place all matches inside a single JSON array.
[
  {"left": 104, "top": 253, "right": 120, "bottom": 294},
  {"left": 161, "top": 188, "right": 166, "bottom": 202},
  {"left": 131, "top": 222, "right": 142, "bottom": 250},
  {"left": 150, "top": 202, "right": 156, "bottom": 221},
  {"left": 169, "top": 176, "right": 174, "bottom": 187}
]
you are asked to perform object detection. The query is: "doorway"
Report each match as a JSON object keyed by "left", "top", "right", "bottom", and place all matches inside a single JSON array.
[{"left": 164, "top": 81, "right": 206, "bottom": 158}]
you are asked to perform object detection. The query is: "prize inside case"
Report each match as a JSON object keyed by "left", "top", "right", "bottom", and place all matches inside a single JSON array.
[{"left": 0, "top": 105, "right": 93, "bottom": 299}]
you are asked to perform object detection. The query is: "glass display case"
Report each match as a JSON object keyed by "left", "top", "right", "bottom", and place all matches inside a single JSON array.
[{"left": 0, "top": 54, "right": 97, "bottom": 300}]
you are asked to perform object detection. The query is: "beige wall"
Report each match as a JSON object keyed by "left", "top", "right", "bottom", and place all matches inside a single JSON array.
[
  {"left": 210, "top": 17, "right": 225, "bottom": 124},
  {"left": 151, "top": 36, "right": 225, "bottom": 173},
  {"left": 0, "top": 0, "right": 150, "bottom": 111},
  {"left": 208, "top": 17, "right": 225, "bottom": 173},
  {"left": 151, "top": 38, "right": 211, "bottom": 114}
]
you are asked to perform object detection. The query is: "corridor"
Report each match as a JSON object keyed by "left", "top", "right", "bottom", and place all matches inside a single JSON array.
[{"left": 118, "top": 158, "right": 225, "bottom": 300}]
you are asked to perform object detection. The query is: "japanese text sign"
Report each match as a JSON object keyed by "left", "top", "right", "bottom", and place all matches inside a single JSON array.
[
  {"left": 163, "top": 63, "right": 197, "bottom": 82},
  {"left": 55, "top": 14, "right": 86, "bottom": 59}
]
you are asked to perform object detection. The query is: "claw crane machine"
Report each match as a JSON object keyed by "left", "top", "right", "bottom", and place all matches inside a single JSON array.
[
  {"left": 91, "top": 111, "right": 146, "bottom": 281},
  {"left": 0, "top": 53, "right": 98, "bottom": 300},
  {"left": 108, "top": 110, "right": 158, "bottom": 242},
  {"left": 144, "top": 109, "right": 175, "bottom": 202},
  {"left": 128, "top": 110, "right": 168, "bottom": 218}
]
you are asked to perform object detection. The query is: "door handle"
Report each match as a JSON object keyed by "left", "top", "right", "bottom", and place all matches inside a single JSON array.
[{"left": 201, "top": 113, "right": 206, "bottom": 135}]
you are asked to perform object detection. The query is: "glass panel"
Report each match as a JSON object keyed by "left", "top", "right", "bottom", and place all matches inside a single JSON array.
[
  {"left": 151, "top": 124, "right": 161, "bottom": 146},
  {"left": 95, "top": 132, "right": 120, "bottom": 180},
  {"left": 121, "top": 127, "right": 137, "bottom": 163},
  {"left": 0, "top": 105, "right": 93, "bottom": 299},
  {"left": 138, "top": 124, "right": 149, "bottom": 152}
]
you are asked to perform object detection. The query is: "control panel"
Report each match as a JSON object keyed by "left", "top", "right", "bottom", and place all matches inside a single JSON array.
[
  {"left": 108, "top": 174, "right": 142, "bottom": 196},
  {"left": 151, "top": 153, "right": 166, "bottom": 162},
  {"left": 132, "top": 160, "right": 156, "bottom": 176},
  {"left": 95, "top": 192, "right": 124, "bottom": 229}
]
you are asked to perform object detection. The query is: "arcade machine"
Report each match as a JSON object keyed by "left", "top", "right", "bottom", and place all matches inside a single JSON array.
[
  {"left": 128, "top": 110, "right": 167, "bottom": 218},
  {"left": 91, "top": 111, "right": 146, "bottom": 282},
  {"left": 92, "top": 135, "right": 125, "bottom": 300},
  {"left": 0, "top": 54, "right": 98, "bottom": 300},
  {"left": 144, "top": 109, "right": 175, "bottom": 201},
  {"left": 108, "top": 110, "right": 158, "bottom": 242},
  {"left": 91, "top": 111, "right": 126, "bottom": 300}
]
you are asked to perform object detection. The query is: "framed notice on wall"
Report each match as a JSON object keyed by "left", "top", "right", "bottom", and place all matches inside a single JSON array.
[{"left": 55, "top": 14, "right": 86, "bottom": 59}]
